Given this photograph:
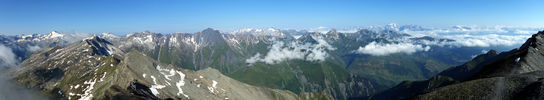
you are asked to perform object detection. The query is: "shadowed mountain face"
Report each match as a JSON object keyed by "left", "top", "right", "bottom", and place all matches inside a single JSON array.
[{"left": 372, "top": 31, "right": 544, "bottom": 100}]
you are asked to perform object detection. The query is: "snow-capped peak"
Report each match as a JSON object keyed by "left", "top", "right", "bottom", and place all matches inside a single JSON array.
[
  {"left": 100, "top": 32, "right": 120, "bottom": 39},
  {"left": 230, "top": 28, "right": 285, "bottom": 37},
  {"left": 45, "top": 31, "right": 64, "bottom": 39},
  {"left": 385, "top": 23, "right": 400, "bottom": 31}
]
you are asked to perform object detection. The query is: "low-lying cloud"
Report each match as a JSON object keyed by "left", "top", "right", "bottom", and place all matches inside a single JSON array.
[
  {"left": 0, "top": 75, "right": 47, "bottom": 100},
  {"left": 246, "top": 36, "right": 336, "bottom": 65},
  {"left": 0, "top": 44, "right": 46, "bottom": 100},
  {"left": 26, "top": 45, "right": 42, "bottom": 52},
  {"left": 401, "top": 26, "right": 540, "bottom": 48},
  {"left": 444, "top": 34, "right": 530, "bottom": 47},
  {"left": 0, "top": 44, "right": 18, "bottom": 68},
  {"left": 354, "top": 41, "right": 430, "bottom": 56}
]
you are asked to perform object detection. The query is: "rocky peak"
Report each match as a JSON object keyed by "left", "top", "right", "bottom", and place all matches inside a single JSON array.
[
  {"left": 327, "top": 29, "right": 338, "bottom": 34},
  {"left": 486, "top": 50, "right": 499, "bottom": 55},
  {"left": 520, "top": 30, "right": 544, "bottom": 50},
  {"left": 355, "top": 29, "right": 373, "bottom": 34},
  {"left": 201, "top": 28, "right": 220, "bottom": 35},
  {"left": 45, "top": 31, "right": 64, "bottom": 39},
  {"left": 195, "top": 28, "right": 225, "bottom": 44},
  {"left": 355, "top": 29, "right": 409, "bottom": 39},
  {"left": 467, "top": 30, "right": 544, "bottom": 79},
  {"left": 83, "top": 35, "right": 116, "bottom": 56}
]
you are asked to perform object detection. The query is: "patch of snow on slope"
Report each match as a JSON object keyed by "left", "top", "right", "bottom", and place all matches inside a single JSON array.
[
  {"left": 157, "top": 65, "right": 176, "bottom": 80},
  {"left": 170, "top": 36, "right": 179, "bottom": 46},
  {"left": 175, "top": 70, "right": 189, "bottom": 98},
  {"left": 80, "top": 78, "right": 97, "bottom": 100},
  {"left": 99, "top": 72, "right": 107, "bottom": 82},
  {"left": 149, "top": 76, "right": 166, "bottom": 96},
  {"left": 208, "top": 80, "right": 219, "bottom": 94},
  {"left": 212, "top": 80, "right": 218, "bottom": 88}
]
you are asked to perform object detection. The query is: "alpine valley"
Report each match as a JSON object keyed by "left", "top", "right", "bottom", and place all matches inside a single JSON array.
[{"left": 1, "top": 24, "right": 543, "bottom": 100}]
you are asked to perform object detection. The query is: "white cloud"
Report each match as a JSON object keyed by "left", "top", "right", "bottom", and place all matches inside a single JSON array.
[
  {"left": 245, "top": 53, "right": 261, "bottom": 64},
  {"left": 401, "top": 25, "right": 541, "bottom": 48},
  {"left": 26, "top": 45, "right": 42, "bottom": 52},
  {"left": 245, "top": 36, "right": 336, "bottom": 65},
  {"left": 354, "top": 41, "right": 430, "bottom": 56},
  {"left": 0, "top": 44, "right": 18, "bottom": 68},
  {"left": 442, "top": 34, "right": 530, "bottom": 47}
]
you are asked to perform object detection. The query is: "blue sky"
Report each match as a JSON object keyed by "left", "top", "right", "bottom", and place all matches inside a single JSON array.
[{"left": 0, "top": 0, "right": 543, "bottom": 35}]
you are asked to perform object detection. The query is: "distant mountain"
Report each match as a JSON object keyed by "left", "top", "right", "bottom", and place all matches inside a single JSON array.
[
  {"left": 1, "top": 27, "right": 524, "bottom": 100},
  {"left": 364, "top": 24, "right": 430, "bottom": 32},
  {"left": 95, "top": 28, "right": 493, "bottom": 99},
  {"left": 12, "top": 36, "right": 332, "bottom": 100},
  {"left": 230, "top": 28, "right": 291, "bottom": 38},
  {"left": 0, "top": 31, "right": 89, "bottom": 69},
  {"left": 372, "top": 30, "right": 544, "bottom": 100}
]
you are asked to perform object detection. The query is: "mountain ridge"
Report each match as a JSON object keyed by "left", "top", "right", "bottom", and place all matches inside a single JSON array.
[{"left": 371, "top": 30, "right": 544, "bottom": 100}]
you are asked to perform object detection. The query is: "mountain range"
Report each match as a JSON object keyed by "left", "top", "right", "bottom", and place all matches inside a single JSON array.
[{"left": 0, "top": 25, "right": 542, "bottom": 100}]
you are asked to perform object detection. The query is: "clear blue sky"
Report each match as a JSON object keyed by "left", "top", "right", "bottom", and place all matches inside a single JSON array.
[{"left": 0, "top": 0, "right": 543, "bottom": 35}]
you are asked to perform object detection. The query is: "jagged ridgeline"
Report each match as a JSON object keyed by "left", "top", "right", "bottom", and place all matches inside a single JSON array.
[
  {"left": 4, "top": 28, "right": 502, "bottom": 100},
  {"left": 102, "top": 28, "right": 468, "bottom": 99},
  {"left": 13, "top": 36, "right": 332, "bottom": 100},
  {"left": 372, "top": 31, "right": 544, "bottom": 100}
]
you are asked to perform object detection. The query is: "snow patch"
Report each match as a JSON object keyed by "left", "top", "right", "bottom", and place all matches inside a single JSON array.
[
  {"left": 150, "top": 84, "right": 166, "bottom": 96},
  {"left": 208, "top": 87, "right": 215, "bottom": 94},
  {"left": 208, "top": 80, "right": 219, "bottom": 94},
  {"left": 175, "top": 70, "right": 189, "bottom": 98},
  {"left": 80, "top": 78, "right": 98, "bottom": 100},
  {"left": 99, "top": 72, "right": 107, "bottom": 82},
  {"left": 212, "top": 80, "right": 218, "bottom": 88},
  {"left": 149, "top": 76, "right": 166, "bottom": 96}
]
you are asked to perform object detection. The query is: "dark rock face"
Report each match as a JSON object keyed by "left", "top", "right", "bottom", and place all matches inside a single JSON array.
[
  {"left": 126, "top": 81, "right": 160, "bottom": 100},
  {"left": 372, "top": 31, "right": 544, "bottom": 100},
  {"left": 84, "top": 36, "right": 113, "bottom": 56},
  {"left": 513, "top": 79, "right": 544, "bottom": 100},
  {"left": 195, "top": 28, "right": 227, "bottom": 44},
  {"left": 470, "top": 31, "right": 544, "bottom": 80},
  {"left": 33, "top": 68, "right": 64, "bottom": 85}
]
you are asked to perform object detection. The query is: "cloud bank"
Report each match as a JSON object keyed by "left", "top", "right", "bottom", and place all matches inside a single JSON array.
[
  {"left": 0, "top": 45, "right": 45, "bottom": 100},
  {"left": 0, "top": 45, "right": 18, "bottom": 68},
  {"left": 354, "top": 41, "right": 430, "bottom": 56},
  {"left": 402, "top": 25, "right": 541, "bottom": 48},
  {"left": 0, "top": 75, "right": 47, "bottom": 100},
  {"left": 444, "top": 34, "right": 529, "bottom": 47},
  {"left": 246, "top": 36, "right": 336, "bottom": 64},
  {"left": 26, "top": 45, "right": 42, "bottom": 52}
]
